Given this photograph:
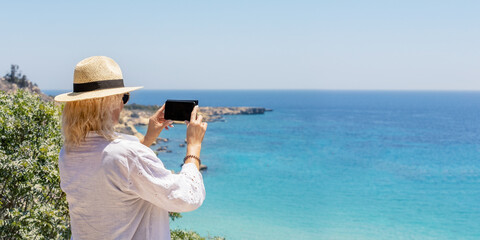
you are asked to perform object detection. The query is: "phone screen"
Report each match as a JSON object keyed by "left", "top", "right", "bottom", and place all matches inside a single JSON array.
[{"left": 164, "top": 100, "right": 198, "bottom": 121}]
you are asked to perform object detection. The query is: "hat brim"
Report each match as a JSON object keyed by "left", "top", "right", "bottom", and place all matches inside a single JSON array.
[{"left": 54, "top": 86, "right": 143, "bottom": 102}]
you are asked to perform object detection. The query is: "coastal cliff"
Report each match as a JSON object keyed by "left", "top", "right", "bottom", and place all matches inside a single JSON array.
[
  {"left": 0, "top": 77, "right": 52, "bottom": 101},
  {"left": 115, "top": 105, "right": 272, "bottom": 139}
]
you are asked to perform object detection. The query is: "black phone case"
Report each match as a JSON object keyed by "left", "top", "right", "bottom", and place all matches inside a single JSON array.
[{"left": 164, "top": 100, "right": 198, "bottom": 121}]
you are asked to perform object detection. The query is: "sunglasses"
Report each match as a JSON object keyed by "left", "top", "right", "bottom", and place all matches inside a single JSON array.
[{"left": 122, "top": 93, "right": 130, "bottom": 104}]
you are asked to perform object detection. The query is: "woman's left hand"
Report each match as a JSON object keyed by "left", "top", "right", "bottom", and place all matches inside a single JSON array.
[{"left": 141, "top": 104, "right": 173, "bottom": 147}]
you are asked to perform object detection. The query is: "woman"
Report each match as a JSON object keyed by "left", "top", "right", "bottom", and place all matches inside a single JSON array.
[{"left": 54, "top": 56, "right": 207, "bottom": 239}]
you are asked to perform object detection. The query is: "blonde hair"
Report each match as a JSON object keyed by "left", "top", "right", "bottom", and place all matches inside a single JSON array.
[{"left": 62, "top": 94, "right": 123, "bottom": 151}]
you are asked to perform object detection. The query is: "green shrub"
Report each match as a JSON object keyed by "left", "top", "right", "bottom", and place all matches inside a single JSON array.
[
  {"left": 0, "top": 90, "right": 69, "bottom": 239},
  {"left": 171, "top": 229, "right": 225, "bottom": 240}
]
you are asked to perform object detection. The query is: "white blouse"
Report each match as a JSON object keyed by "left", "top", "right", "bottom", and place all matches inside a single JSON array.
[{"left": 58, "top": 132, "right": 206, "bottom": 240}]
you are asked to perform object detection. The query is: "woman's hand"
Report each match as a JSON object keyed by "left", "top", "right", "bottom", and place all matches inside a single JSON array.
[
  {"left": 185, "top": 106, "right": 208, "bottom": 169},
  {"left": 141, "top": 104, "right": 173, "bottom": 147},
  {"left": 186, "top": 106, "right": 208, "bottom": 147}
]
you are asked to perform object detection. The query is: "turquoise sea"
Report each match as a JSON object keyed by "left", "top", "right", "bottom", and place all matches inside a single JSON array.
[{"left": 46, "top": 90, "right": 480, "bottom": 239}]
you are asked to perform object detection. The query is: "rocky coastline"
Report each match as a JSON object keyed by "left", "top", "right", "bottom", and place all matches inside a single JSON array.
[
  {"left": 115, "top": 104, "right": 272, "bottom": 139},
  {"left": 0, "top": 77, "right": 53, "bottom": 101}
]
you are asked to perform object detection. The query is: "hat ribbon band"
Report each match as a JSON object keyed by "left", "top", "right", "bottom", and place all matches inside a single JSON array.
[{"left": 73, "top": 79, "right": 124, "bottom": 92}]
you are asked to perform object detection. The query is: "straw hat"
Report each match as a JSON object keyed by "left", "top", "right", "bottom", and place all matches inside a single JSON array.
[{"left": 54, "top": 56, "right": 143, "bottom": 102}]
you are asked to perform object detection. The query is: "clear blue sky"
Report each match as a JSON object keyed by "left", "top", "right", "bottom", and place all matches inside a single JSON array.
[{"left": 1, "top": 1, "right": 479, "bottom": 90}]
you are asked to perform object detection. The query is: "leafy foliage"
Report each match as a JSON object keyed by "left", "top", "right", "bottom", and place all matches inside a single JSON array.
[
  {"left": 0, "top": 90, "right": 70, "bottom": 239},
  {"left": 170, "top": 212, "right": 183, "bottom": 221},
  {"left": 171, "top": 229, "right": 225, "bottom": 240}
]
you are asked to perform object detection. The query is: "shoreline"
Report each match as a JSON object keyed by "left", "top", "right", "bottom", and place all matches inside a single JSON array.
[{"left": 115, "top": 104, "right": 272, "bottom": 140}]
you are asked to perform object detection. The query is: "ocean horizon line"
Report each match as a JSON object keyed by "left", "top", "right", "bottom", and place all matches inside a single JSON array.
[{"left": 43, "top": 89, "right": 480, "bottom": 93}]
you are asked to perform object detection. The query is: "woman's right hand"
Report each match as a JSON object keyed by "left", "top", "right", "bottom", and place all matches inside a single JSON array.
[{"left": 185, "top": 106, "right": 208, "bottom": 155}]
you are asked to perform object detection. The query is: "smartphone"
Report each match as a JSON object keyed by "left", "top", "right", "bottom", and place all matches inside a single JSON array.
[{"left": 164, "top": 100, "right": 199, "bottom": 121}]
